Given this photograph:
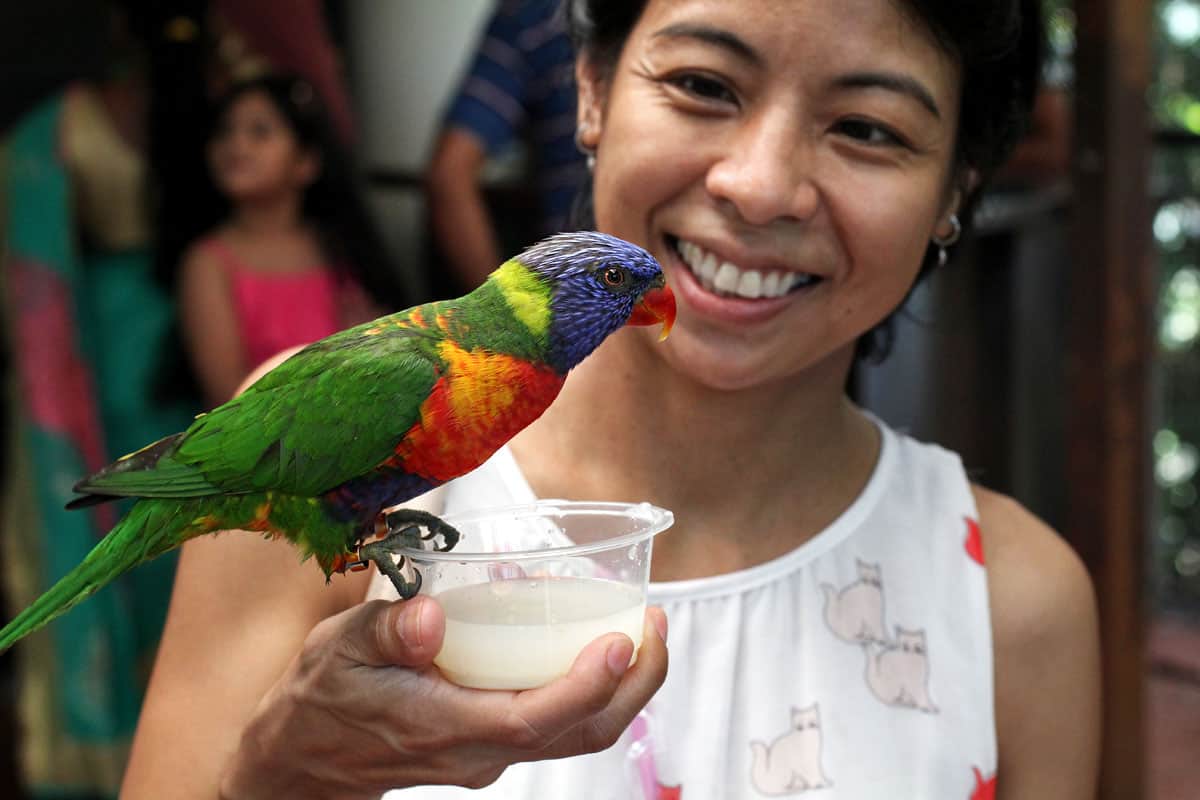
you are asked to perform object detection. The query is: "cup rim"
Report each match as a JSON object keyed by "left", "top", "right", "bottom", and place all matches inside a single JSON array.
[{"left": 396, "top": 499, "right": 674, "bottom": 563}]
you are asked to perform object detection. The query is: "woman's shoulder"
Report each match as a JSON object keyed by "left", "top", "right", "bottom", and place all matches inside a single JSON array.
[
  {"left": 971, "top": 487, "right": 1101, "bottom": 789},
  {"left": 971, "top": 485, "right": 1097, "bottom": 650}
]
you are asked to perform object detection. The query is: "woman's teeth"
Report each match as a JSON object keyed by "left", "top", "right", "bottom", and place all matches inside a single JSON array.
[{"left": 675, "top": 239, "right": 817, "bottom": 299}]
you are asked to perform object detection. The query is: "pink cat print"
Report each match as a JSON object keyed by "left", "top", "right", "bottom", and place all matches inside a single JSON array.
[
  {"left": 820, "top": 559, "right": 887, "bottom": 644},
  {"left": 864, "top": 626, "right": 939, "bottom": 712},
  {"left": 749, "top": 704, "right": 832, "bottom": 795}
]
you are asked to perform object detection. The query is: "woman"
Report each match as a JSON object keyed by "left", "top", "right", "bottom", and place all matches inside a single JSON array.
[{"left": 122, "top": 1, "right": 1100, "bottom": 797}]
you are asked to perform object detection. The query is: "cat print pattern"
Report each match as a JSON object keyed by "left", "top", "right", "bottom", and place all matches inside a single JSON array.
[
  {"left": 749, "top": 704, "right": 832, "bottom": 795},
  {"left": 821, "top": 559, "right": 939, "bottom": 713},
  {"left": 820, "top": 559, "right": 886, "bottom": 644},
  {"left": 864, "top": 626, "right": 939, "bottom": 712}
]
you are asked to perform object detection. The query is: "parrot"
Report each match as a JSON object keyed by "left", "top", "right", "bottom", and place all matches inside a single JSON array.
[{"left": 0, "top": 231, "right": 676, "bottom": 652}]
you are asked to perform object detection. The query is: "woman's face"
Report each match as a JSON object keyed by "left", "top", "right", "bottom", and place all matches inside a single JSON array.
[
  {"left": 579, "top": 0, "right": 965, "bottom": 391},
  {"left": 208, "top": 90, "right": 317, "bottom": 202}
]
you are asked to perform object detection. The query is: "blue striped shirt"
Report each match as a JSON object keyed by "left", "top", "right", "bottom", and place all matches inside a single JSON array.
[{"left": 444, "top": 0, "right": 585, "bottom": 235}]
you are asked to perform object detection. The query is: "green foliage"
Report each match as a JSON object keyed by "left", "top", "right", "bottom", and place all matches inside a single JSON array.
[
  {"left": 1150, "top": 0, "right": 1200, "bottom": 613},
  {"left": 1153, "top": 0, "right": 1200, "bottom": 132}
]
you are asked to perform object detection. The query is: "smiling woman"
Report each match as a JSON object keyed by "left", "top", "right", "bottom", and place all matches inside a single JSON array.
[
  {"left": 568, "top": 0, "right": 968, "bottom": 396},
  {"left": 120, "top": 2, "right": 1101, "bottom": 799}
]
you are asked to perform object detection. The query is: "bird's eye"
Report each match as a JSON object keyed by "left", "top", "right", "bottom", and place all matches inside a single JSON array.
[{"left": 602, "top": 267, "right": 627, "bottom": 288}]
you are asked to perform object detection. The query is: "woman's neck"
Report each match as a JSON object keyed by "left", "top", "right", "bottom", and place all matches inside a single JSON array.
[{"left": 510, "top": 332, "right": 882, "bottom": 580}]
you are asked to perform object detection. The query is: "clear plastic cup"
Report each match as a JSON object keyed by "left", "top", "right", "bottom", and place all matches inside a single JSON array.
[{"left": 398, "top": 500, "right": 674, "bottom": 690}]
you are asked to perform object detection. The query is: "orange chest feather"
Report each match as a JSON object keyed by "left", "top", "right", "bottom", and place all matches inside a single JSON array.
[{"left": 394, "top": 343, "right": 564, "bottom": 481}]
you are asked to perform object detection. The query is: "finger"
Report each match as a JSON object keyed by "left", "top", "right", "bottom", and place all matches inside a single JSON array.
[
  {"left": 646, "top": 606, "right": 668, "bottom": 646},
  {"left": 540, "top": 607, "right": 670, "bottom": 758},
  {"left": 604, "top": 607, "right": 669, "bottom": 718},
  {"left": 335, "top": 596, "right": 446, "bottom": 668},
  {"left": 492, "top": 630, "right": 635, "bottom": 751},
  {"left": 506, "top": 607, "right": 669, "bottom": 752}
]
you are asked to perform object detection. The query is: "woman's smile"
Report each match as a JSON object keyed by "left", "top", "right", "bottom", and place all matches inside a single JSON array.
[
  {"left": 670, "top": 235, "right": 822, "bottom": 299},
  {"left": 659, "top": 232, "right": 830, "bottom": 329}
]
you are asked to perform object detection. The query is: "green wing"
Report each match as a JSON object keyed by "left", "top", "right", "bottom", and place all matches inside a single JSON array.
[{"left": 80, "top": 321, "right": 444, "bottom": 500}]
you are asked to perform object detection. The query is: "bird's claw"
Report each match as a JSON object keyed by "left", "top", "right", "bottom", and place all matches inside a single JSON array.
[
  {"left": 359, "top": 535, "right": 423, "bottom": 599},
  {"left": 357, "top": 510, "right": 462, "bottom": 600},
  {"left": 384, "top": 508, "right": 460, "bottom": 553}
]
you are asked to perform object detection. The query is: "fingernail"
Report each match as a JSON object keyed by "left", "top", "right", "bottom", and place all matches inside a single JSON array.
[
  {"left": 606, "top": 640, "right": 632, "bottom": 678},
  {"left": 397, "top": 599, "right": 424, "bottom": 649},
  {"left": 652, "top": 609, "right": 668, "bottom": 643}
]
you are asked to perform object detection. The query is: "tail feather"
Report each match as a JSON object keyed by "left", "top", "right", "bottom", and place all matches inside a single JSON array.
[
  {"left": 64, "top": 492, "right": 123, "bottom": 511},
  {"left": 0, "top": 499, "right": 198, "bottom": 651},
  {"left": 73, "top": 432, "right": 183, "bottom": 490},
  {"left": 68, "top": 432, "right": 220, "bottom": 503}
]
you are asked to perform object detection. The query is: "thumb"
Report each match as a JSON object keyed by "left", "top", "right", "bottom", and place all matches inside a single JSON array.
[{"left": 340, "top": 596, "right": 446, "bottom": 668}]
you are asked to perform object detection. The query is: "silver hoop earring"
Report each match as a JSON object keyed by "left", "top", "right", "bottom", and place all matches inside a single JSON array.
[
  {"left": 931, "top": 214, "right": 962, "bottom": 267},
  {"left": 574, "top": 127, "right": 596, "bottom": 172}
]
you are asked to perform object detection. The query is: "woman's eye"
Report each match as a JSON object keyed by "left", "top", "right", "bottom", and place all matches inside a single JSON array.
[
  {"left": 602, "top": 267, "right": 628, "bottom": 288},
  {"left": 835, "top": 118, "right": 907, "bottom": 148},
  {"left": 668, "top": 73, "right": 737, "bottom": 105}
]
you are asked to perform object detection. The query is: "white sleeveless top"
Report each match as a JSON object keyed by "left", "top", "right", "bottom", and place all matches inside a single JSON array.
[{"left": 370, "top": 422, "right": 997, "bottom": 799}]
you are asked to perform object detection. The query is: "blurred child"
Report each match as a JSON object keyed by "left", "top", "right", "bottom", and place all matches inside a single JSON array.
[{"left": 178, "top": 74, "right": 405, "bottom": 408}]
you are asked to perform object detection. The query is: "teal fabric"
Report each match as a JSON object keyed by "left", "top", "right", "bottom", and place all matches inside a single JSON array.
[
  {"left": 4, "top": 92, "right": 196, "bottom": 797},
  {"left": 78, "top": 250, "right": 189, "bottom": 656}
]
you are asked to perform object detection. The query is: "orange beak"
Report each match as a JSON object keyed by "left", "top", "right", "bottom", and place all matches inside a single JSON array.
[{"left": 627, "top": 283, "right": 677, "bottom": 341}]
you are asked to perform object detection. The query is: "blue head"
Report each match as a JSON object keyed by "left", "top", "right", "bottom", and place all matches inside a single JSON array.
[{"left": 517, "top": 231, "right": 676, "bottom": 373}]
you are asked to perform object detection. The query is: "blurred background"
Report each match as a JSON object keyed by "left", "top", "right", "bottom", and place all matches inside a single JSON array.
[{"left": 0, "top": 1, "right": 1194, "bottom": 798}]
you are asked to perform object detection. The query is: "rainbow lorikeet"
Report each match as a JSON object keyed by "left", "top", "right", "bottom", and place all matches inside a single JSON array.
[{"left": 0, "top": 231, "right": 676, "bottom": 652}]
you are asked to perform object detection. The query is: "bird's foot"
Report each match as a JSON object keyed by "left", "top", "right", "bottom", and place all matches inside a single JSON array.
[
  {"left": 357, "top": 510, "right": 462, "bottom": 600},
  {"left": 359, "top": 534, "right": 423, "bottom": 599},
  {"left": 384, "top": 508, "right": 460, "bottom": 552}
]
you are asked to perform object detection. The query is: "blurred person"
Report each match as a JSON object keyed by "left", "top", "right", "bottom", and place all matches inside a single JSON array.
[
  {"left": 1, "top": 5, "right": 198, "bottom": 796},
  {"left": 145, "top": 0, "right": 360, "bottom": 348},
  {"left": 177, "top": 74, "right": 408, "bottom": 409},
  {"left": 425, "top": 0, "right": 587, "bottom": 293},
  {"left": 208, "top": 0, "right": 358, "bottom": 146}
]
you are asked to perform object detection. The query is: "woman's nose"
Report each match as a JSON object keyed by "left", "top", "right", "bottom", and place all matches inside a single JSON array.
[{"left": 704, "top": 114, "right": 820, "bottom": 226}]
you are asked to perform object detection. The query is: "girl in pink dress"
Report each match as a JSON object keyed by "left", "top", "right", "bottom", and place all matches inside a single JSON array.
[{"left": 178, "top": 74, "right": 406, "bottom": 408}]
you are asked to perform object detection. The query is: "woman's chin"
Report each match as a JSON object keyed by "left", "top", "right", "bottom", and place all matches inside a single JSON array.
[{"left": 651, "top": 331, "right": 787, "bottom": 394}]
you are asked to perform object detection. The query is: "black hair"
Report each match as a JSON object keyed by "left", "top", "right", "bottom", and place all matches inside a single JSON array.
[
  {"left": 564, "top": 0, "right": 1044, "bottom": 363},
  {"left": 205, "top": 74, "right": 409, "bottom": 310}
]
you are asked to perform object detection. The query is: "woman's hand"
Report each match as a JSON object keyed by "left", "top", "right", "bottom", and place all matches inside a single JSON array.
[{"left": 219, "top": 596, "right": 669, "bottom": 799}]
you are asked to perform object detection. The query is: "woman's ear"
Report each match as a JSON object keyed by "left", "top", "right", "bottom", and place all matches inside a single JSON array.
[
  {"left": 944, "top": 167, "right": 980, "bottom": 220},
  {"left": 574, "top": 55, "right": 607, "bottom": 150}
]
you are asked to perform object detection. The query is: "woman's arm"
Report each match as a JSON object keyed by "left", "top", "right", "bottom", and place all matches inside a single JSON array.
[
  {"left": 178, "top": 243, "right": 248, "bottom": 408},
  {"left": 122, "top": 349, "right": 370, "bottom": 796},
  {"left": 121, "top": 516, "right": 373, "bottom": 797},
  {"left": 976, "top": 486, "right": 1101, "bottom": 799}
]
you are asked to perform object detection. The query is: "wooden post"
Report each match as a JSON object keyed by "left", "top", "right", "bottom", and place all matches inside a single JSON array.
[{"left": 1067, "top": 1, "right": 1151, "bottom": 798}]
